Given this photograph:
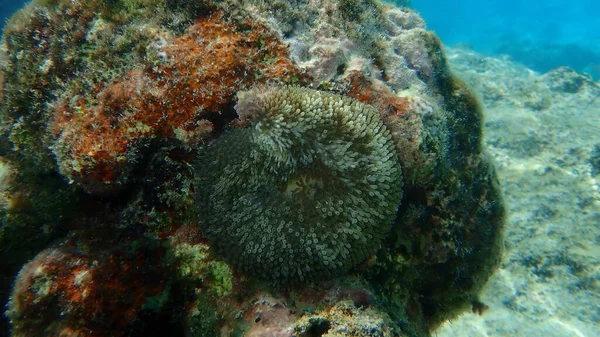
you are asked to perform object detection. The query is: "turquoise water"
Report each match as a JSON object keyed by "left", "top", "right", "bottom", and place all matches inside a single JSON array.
[{"left": 410, "top": 0, "right": 600, "bottom": 79}]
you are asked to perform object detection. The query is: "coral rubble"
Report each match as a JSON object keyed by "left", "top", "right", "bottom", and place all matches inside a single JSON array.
[{"left": 0, "top": 0, "right": 504, "bottom": 336}]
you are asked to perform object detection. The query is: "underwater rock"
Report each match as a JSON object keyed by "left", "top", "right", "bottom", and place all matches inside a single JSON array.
[
  {"left": 541, "top": 66, "right": 597, "bottom": 93},
  {"left": 447, "top": 47, "right": 600, "bottom": 111},
  {"left": 0, "top": 0, "right": 504, "bottom": 336},
  {"left": 6, "top": 231, "right": 168, "bottom": 337},
  {"left": 438, "top": 44, "right": 600, "bottom": 337}
]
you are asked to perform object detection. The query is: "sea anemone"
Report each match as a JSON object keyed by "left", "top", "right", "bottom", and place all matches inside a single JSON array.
[{"left": 195, "top": 87, "right": 403, "bottom": 284}]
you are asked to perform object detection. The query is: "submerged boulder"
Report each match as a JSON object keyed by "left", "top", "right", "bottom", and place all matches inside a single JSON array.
[{"left": 0, "top": 0, "right": 504, "bottom": 336}]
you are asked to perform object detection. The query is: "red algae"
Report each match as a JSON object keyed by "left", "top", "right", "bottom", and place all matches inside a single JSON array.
[
  {"left": 7, "top": 237, "right": 166, "bottom": 337},
  {"left": 345, "top": 70, "right": 412, "bottom": 116},
  {"left": 51, "top": 12, "right": 303, "bottom": 194}
]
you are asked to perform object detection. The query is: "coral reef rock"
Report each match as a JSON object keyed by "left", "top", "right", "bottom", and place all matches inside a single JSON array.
[{"left": 0, "top": 1, "right": 504, "bottom": 336}]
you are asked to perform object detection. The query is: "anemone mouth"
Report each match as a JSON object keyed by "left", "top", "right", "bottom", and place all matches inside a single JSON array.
[
  {"left": 195, "top": 87, "right": 403, "bottom": 284},
  {"left": 282, "top": 173, "right": 323, "bottom": 199}
]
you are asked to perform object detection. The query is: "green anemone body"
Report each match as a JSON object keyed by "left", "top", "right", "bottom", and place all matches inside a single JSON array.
[{"left": 195, "top": 87, "right": 403, "bottom": 284}]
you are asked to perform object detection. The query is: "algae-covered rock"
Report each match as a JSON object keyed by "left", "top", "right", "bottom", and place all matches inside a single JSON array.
[{"left": 0, "top": 0, "right": 504, "bottom": 336}]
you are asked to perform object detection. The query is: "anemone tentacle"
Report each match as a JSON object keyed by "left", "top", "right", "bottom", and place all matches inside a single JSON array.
[{"left": 195, "top": 86, "right": 403, "bottom": 284}]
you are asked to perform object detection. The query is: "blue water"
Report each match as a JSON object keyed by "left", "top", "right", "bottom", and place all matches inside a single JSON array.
[
  {"left": 410, "top": 0, "right": 600, "bottom": 79},
  {"left": 0, "top": 0, "right": 23, "bottom": 27}
]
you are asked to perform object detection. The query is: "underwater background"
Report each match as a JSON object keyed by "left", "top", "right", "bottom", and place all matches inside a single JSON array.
[
  {"left": 410, "top": 0, "right": 600, "bottom": 80},
  {"left": 0, "top": 0, "right": 598, "bottom": 336}
]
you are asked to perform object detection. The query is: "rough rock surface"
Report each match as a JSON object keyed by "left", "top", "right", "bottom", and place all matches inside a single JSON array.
[{"left": 435, "top": 47, "right": 600, "bottom": 337}]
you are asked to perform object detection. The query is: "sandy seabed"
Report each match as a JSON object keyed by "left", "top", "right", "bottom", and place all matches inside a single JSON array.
[{"left": 436, "top": 48, "right": 600, "bottom": 337}]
